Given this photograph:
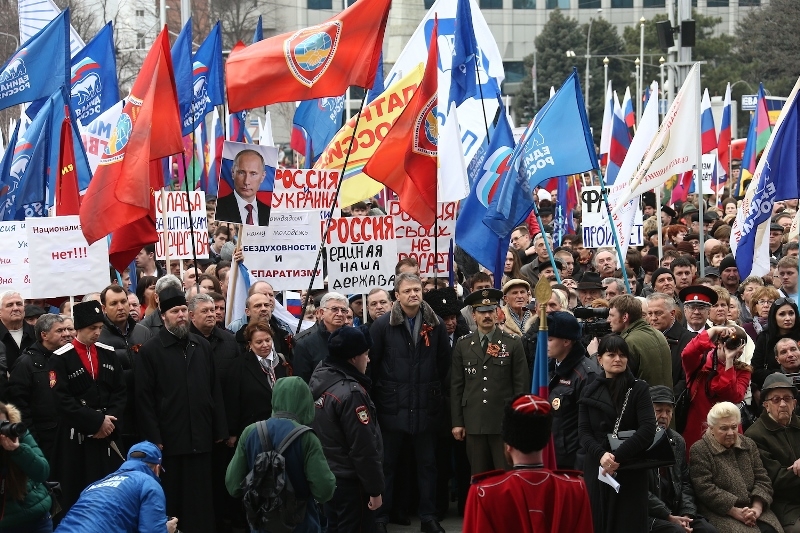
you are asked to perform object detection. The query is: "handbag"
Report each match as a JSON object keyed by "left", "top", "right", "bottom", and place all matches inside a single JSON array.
[
  {"left": 674, "top": 350, "right": 708, "bottom": 433},
  {"left": 606, "top": 386, "right": 675, "bottom": 470},
  {"left": 44, "top": 481, "right": 62, "bottom": 517}
]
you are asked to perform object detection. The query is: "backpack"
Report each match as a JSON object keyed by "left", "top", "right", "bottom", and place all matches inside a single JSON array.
[{"left": 241, "top": 419, "right": 313, "bottom": 532}]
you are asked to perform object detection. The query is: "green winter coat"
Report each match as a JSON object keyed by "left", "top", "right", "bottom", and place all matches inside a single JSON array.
[
  {"left": 745, "top": 411, "right": 800, "bottom": 527},
  {"left": 620, "top": 318, "right": 673, "bottom": 388},
  {"left": 225, "top": 376, "right": 336, "bottom": 504},
  {"left": 0, "top": 404, "right": 52, "bottom": 528}
]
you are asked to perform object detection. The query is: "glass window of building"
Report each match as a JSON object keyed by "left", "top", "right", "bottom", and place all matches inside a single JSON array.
[
  {"left": 424, "top": 0, "right": 435, "bottom": 8},
  {"left": 579, "top": 0, "right": 601, "bottom": 8},
  {"left": 643, "top": 0, "right": 665, "bottom": 6},
  {"left": 739, "top": 0, "right": 759, "bottom": 5},
  {"left": 308, "top": 0, "right": 332, "bottom": 8},
  {"left": 707, "top": 0, "right": 728, "bottom": 5},
  {"left": 612, "top": 0, "right": 633, "bottom": 6},
  {"left": 480, "top": 0, "right": 503, "bottom": 9},
  {"left": 514, "top": 0, "right": 535, "bottom": 8},
  {"left": 545, "top": 0, "right": 568, "bottom": 8}
]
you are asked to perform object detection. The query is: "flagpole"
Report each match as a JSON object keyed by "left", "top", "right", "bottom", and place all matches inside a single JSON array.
[
  {"left": 530, "top": 201, "right": 562, "bottom": 284},
  {"left": 179, "top": 150, "right": 200, "bottom": 271},
  {"left": 474, "top": 60, "right": 490, "bottom": 144},
  {"left": 695, "top": 64, "right": 705, "bottom": 278},
  {"left": 297, "top": 92, "right": 369, "bottom": 335},
  {"left": 655, "top": 187, "right": 663, "bottom": 262},
  {"left": 225, "top": 225, "right": 244, "bottom": 326},
  {"left": 596, "top": 168, "right": 632, "bottom": 294},
  {"left": 160, "top": 188, "right": 171, "bottom": 281}
]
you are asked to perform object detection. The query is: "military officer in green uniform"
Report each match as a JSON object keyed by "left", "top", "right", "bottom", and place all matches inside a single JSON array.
[{"left": 451, "top": 288, "right": 531, "bottom": 475}]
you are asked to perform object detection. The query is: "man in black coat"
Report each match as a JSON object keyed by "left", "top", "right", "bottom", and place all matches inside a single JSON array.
[
  {"left": 309, "top": 326, "right": 384, "bottom": 532},
  {"left": 188, "top": 292, "right": 243, "bottom": 533},
  {"left": 139, "top": 275, "right": 184, "bottom": 335},
  {"left": 136, "top": 287, "right": 229, "bottom": 533},
  {"left": 645, "top": 293, "right": 697, "bottom": 388},
  {"left": 7, "top": 313, "right": 73, "bottom": 464},
  {"left": 0, "top": 290, "right": 36, "bottom": 372},
  {"left": 370, "top": 273, "right": 450, "bottom": 533},
  {"left": 293, "top": 292, "right": 348, "bottom": 383},
  {"left": 647, "top": 386, "right": 717, "bottom": 533},
  {"left": 546, "top": 311, "right": 599, "bottom": 470},
  {"left": 98, "top": 284, "right": 153, "bottom": 451},
  {"left": 50, "top": 300, "right": 127, "bottom": 515}
]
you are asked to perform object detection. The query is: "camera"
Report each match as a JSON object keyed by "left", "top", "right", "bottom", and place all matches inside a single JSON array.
[
  {"left": 718, "top": 326, "right": 747, "bottom": 351},
  {"left": 0, "top": 420, "right": 26, "bottom": 439},
  {"left": 573, "top": 306, "right": 612, "bottom": 340}
]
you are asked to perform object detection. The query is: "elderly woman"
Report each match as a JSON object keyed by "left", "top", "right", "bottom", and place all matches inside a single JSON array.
[
  {"left": 690, "top": 401, "right": 784, "bottom": 533},
  {"left": 579, "top": 334, "right": 656, "bottom": 532},
  {"left": 744, "top": 286, "right": 779, "bottom": 342}
]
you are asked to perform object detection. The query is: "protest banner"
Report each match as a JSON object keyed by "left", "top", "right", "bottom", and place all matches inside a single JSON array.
[
  {"left": 581, "top": 186, "right": 643, "bottom": 249},
  {"left": 390, "top": 201, "right": 457, "bottom": 276},
  {"left": 692, "top": 153, "right": 717, "bottom": 195},
  {"left": 325, "top": 215, "right": 397, "bottom": 291},
  {"left": 154, "top": 190, "right": 209, "bottom": 260},
  {"left": 0, "top": 221, "right": 31, "bottom": 299},
  {"left": 272, "top": 168, "right": 341, "bottom": 220},
  {"left": 242, "top": 211, "right": 324, "bottom": 291},
  {"left": 78, "top": 100, "right": 123, "bottom": 173},
  {"left": 26, "top": 216, "right": 110, "bottom": 298}
]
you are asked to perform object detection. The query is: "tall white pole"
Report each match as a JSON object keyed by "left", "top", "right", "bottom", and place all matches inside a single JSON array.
[
  {"left": 160, "top": 0, "right": 167, "bottom": 31},
  {"left": 695, "top": 63, "right": 705, "bottom": 278},
  {"left": 585, "top": 18, "right": 593, "bottom": 117},
  {"left": 638, "top": 17, "right": 646, "bottom": 124}
]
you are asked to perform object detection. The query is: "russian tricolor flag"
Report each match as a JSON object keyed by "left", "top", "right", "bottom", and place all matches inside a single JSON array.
[
  {"left": 718, "top": 83, "right": 732, "bottom": 179},
  {"left": 622, "top": 86, "right": 635, "bottom": 129},
  {"left": 599, "top": 81, "right": 613, "bottom": 168},
  {"left": 701, "top": 88, "right": 717, "bottom": 154},
  {"left": 607, "top": 91, "right": 632, "bottom": 185}
]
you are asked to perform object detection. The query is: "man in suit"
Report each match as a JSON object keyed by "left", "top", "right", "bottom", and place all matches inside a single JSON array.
[
  {"left": 214, "top": 149, "right": 271, "bottom": 226},
  {"left": 451, "top": 288, "right": 530, "bottom": 475}
]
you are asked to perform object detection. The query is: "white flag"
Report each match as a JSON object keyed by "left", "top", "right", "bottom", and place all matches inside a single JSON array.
[
  {"left": 614, "top": 64, "right": 701, "bottom": 210},
  {"left": 18, "top": 0, "right": 85, "bottom": 56}
]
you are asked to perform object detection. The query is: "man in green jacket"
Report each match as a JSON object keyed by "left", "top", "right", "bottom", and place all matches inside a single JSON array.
[
  {"left": 609, "top": 294, "right": 673, "bottom": 388},
  {"left": 225, "top": 376, "right": 335, "bottom": 532},
  {"left": 745, "top": 373, "right": 800, "bottom": 533}
]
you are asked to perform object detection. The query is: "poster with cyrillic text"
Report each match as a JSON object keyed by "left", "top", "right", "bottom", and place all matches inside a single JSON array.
[
  {"left": 0, "top": 221, "right": 31, "bottom": 299},
  {"left": 243, "top": 211, "right": 323, "bottom": 291},
  {"left": 272, "top": 168, "right": 341, "bottom": 221},
  {"left": 26, "top": 216, "right": 110, "bottom": 298},
  {"left": 154, "top": 190, "right": 209, "bottom": 260},
  {"left": 325, "top": 216, "right": 397, "bottom": 292},
  {"left": 390, "top": 202, "right": 457, "bottom": 276}
]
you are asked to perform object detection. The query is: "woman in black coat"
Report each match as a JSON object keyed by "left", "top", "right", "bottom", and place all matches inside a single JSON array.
[
  {"left": 578, "top": 334, "right": 657, "bottom": 533},
  {"left": 234, "top": 320, "right": 292, "bottom": 429},
  {"left": 752, "top": 297, "right": 800, "bottom": 389}
]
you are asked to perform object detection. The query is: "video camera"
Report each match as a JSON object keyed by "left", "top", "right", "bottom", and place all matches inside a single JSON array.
[{"left": 573, "top": 306, "right": 612, "bottom": 340}]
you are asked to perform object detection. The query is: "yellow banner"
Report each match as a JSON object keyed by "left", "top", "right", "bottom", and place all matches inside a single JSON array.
[{"left": 314, "top": 64, "right": 424, "bottom": 208}]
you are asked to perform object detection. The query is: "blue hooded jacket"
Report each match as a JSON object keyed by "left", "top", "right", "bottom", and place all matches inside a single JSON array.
[{"left": 55, "top": 459, "right": 168, "bottom": 533}]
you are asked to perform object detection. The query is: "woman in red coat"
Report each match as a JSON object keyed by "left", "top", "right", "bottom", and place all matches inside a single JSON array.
[{"left": 680, "top": 325, "right": 752, "bottom": 456}]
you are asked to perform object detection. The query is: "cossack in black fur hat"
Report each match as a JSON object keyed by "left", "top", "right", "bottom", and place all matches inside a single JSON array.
[
  {"left": 73, "top": 300, "right": 104, "bottom": 330},
  {"left": 500, "top": 394, "right": 553, "bottom": 454},
  {"left": 327, "top": 325, "right": 372, "bottom": 361},
  {"left": 423, "top": 287, "right": 464, "bottom": 318}
]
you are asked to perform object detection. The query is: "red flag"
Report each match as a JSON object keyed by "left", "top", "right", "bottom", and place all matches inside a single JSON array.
[
  {"left": 56, "top": 106, "right": 80, "bottom": 216},
  {"left": 363, "top": 19, "right": 438, "bottom": 228},
  {"left": 225, "top": 0, "right": 390, "bottom": 112},
  {"left": 79, "top": 28, "right": 183, "bottom": 270}
]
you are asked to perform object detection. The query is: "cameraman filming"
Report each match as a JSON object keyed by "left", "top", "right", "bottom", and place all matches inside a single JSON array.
[{"left": 608, "top": 295, "right": 673, "bottom": 388}]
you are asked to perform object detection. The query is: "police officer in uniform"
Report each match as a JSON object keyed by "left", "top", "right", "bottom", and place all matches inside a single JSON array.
[
  {"left": 309, "top": 326, "right": 384, "bottom": 533},
  {"left": 451, "top": 288, "right": 530, "bottom": 474},
  {"left": 50, "top": 300, "right": 127, "bottom": 515}
]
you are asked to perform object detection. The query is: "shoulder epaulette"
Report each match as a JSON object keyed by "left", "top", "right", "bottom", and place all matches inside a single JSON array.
[
  {"left": 53, "top": 344, "right": 74, "bottom": 356},
  {"left": 455, "top": 333, "right": 473, "bottom": 343},
  {"left": 502, "top": 331, "right": 518, "bottom": 339},
  {"left": 470, "top": 469, "right": 506, "bottom": 484},
  {"left": 95, "top": 342, "right": 115, "bottom": 351}
]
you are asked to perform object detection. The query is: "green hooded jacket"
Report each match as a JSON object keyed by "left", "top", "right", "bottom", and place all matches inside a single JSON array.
[{"left": 225, "top": 376, "right": 335, "bottom": 503}]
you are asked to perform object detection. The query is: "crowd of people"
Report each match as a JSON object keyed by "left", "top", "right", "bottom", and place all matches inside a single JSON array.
[{"left": 1, "top": 190, "right": 800, "bottom": 532}]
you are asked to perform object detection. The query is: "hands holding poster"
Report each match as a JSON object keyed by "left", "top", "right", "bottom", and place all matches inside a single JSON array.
[
  {"left": 325, "top": 215, "right": 397, "bottom": 291},
  {"left": 214, "top": 141, "right": 279, "bottom": 226},
  {"left": 390, "top": 202, "right": 457, "bottom": 276}
]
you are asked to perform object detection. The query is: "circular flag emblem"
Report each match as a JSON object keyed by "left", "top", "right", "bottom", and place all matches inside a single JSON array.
[
  {"left": 105, "top": 113, "right": 133, "bottom": 156},
  {"left": 284, "top": 21, "right": 342, "bottom": 88},
  {"left": 412, "top": 95, "right": 437, "bottom": 157}
]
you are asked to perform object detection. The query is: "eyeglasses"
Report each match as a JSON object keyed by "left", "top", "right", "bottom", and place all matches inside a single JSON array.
[
  {"left": 685, "top": 304, "right": 709, "bottom": 312},
  {"left": 765, "top": 395, "right": 796, "bottom": 405},
  {"left": 324, "top": 307, "right": 349, "bottom": 315},
  {"left": 758, "top": 299, "right": 775, "bottom": 306}
]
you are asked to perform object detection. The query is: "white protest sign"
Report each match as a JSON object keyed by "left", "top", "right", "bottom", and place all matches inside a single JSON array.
[
  {"left": 389, "top": 201, "right": 457, "bottom": 276},
  {"left": 581, "top": 186, "right": 643, "bottom": 249},
  {"left": 0, "top": 221, "right": 31, "bottom": 299},
  {"left": 154, "top": 190, "right": 209, "bottom": 260},
  {"left": 692, "top": 154, "right": 717, "bottom": 195},
  {"left": 26, "top": 216, "right": 110, "bottom": 298},
  {"left": 79, "top": 100, "right": 123, "bottom": 173},
  {"left": 325, "top": 215, "right": 397, "bottom": 291},
  {"left": 242, "top": 211, "right": 324, "bottom": 291},
  {"left": 272, "top": 168, "right": 341, "bottom": 221}
]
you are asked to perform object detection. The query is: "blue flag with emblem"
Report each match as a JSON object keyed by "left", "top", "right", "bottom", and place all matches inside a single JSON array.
[
  {"left": 70, "top": 22, "right": 119, "bottom": 125},
  {"left": 449, "top": 0, "right": 479, "bottom": 106},
  {"left": 455, "top": 96, "right": 514, "bottom": 272},
  {"left": 182, "top": 22, "right": 224, "bottom": 135},
  {"left": 0, "top": 9, "right": 70, "bottom": 112},
  {"left": 171, "top": 18, "right": 194, "bottom": 135},
  {"left": 484, "top": 70, "right": 597, "bottom": 237},
  {"left": 731, "top": 77, "right": 800, "bottom": 279},
  {"left": 0, "top": 121, "right": 20, "bottom": 220},
  {"left": 253, "top": 15, "right": 263, "bottom": 43},
  {"left": 292, "top": 96, "right": 345, "bottom": 165}
]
